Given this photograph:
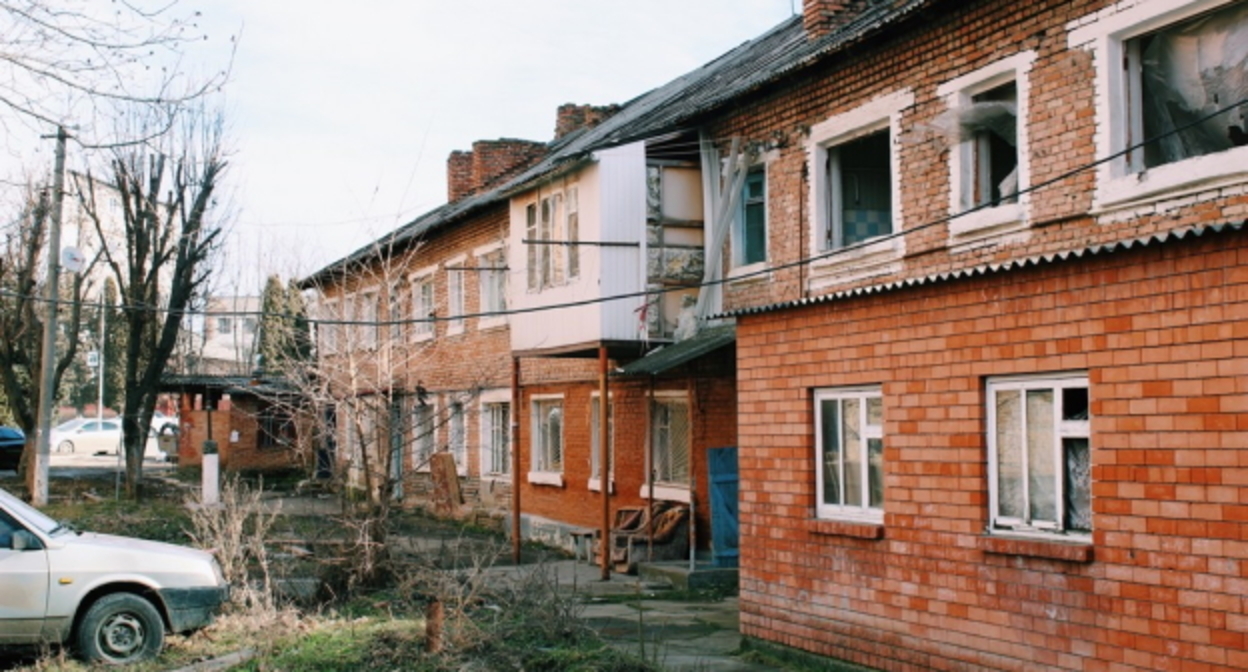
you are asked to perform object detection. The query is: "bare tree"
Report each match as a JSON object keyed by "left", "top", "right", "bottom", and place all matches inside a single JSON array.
[
  {"left": 0, "top": 180, "right": 87, "bottom": 474},
  {"left": 0, "top": 1, "right": 231, "bottom": 146},
  {"left": 76, "top": 104, "right": 227, "bottom": 498}
]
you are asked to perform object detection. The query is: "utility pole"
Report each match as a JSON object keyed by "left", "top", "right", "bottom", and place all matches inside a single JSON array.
[{"left": 31, "top": 126, "right": 68, "bottom": 506}]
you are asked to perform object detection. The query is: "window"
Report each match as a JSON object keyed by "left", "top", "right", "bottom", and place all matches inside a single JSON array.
[
  {"left": 243, "top": 318, "right": 257, "bottom": 335},
  {"left": 734, "top": 167, "right": 767, "bottom": 267},
  {"left": 410, "top": 275, "right": 434, "bottom": 340},
  {"left": 589, "top": 395, "right": 614, "bottom": 491},
  {"left": 530, "top": 397, "right": 563, "bottom": 485},
  {"left": 359, "top": 290, "right": 379, "bottom": 349},
  {"left": 987, "top": 374, "right": 1091, "bottom": 537},
  {"left": 826, "top": 130, "right": 892, "bottom": 249},
  {"left": 448, "top": 399, "right": 465, "bottom": 473},
  {"left": 936, "top": 52, "right": 1036, "bottom": 246},
  {"left": 1070, "top": 0, "right": 1248, "bottom": 209},
  {"left": 651, "top": 395, "right": 689, "bottom": 486},
  {"left": 806, "top": 90, "right": 911, "bottom": 288},
  {"left": 411, "top": 401, "right": 435, "bottom": 472},
  {"left": 480, "top": 399, "right": 510, "bottom": 478},
  {"left": 258, "top": 405, "right": 295, "bottom": 449},
  {"left": 388, "top": 284, "right": 403, "bottom": 342},
  {"left": 446, "top": 263, "right": 465, "bottom": 335},
  {"left": 814, "top": 387, "right": 884, "bottom": 522},
  {"left": 320, "top": 299, "right": 339, "bottom": 352},
  {"left": 524, "top": 189, "right": 577, "bottom": 291},
  {"left": 476, "top": 244, "right": 506, "bottom": 322},
  {"left": 217, "top": 317, "right": 233, "bottom": 333}
]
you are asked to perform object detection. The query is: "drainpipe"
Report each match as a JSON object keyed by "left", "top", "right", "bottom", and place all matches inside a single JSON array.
[
  {"left": 511, "top": 357, "right": 522, "bottom": 564},
  {"left": 598, "top": 345, "right": 611, "bottom": 580},
  {"left": 687, "top": 377, "right": 698, "bottom": 572}
]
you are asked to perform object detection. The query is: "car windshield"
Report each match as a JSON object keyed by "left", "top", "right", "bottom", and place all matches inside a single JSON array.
[
  {"left": 53, "top": 418, "right": 89, "bottom": 432},
  {"left": 0, "top": 487, "right": 63, "bottom": 535}
]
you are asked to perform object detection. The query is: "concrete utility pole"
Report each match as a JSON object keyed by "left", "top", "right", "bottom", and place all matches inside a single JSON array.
[{"left": 32, "top": 126, "right": 68, "bottom": 506}]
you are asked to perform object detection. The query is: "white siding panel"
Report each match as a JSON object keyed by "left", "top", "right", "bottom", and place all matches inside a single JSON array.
[{"left": 596, "top": 142, "right": 647, "bottom": 342}]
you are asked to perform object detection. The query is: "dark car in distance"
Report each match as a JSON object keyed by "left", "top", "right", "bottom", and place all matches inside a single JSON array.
[{"left": 0, "top": 426, "right": 23, "bottom": 471}]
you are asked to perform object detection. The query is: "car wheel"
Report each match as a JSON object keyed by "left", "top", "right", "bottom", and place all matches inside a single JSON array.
[
  {"left": 75, "top": 593, "right": 165, "bottom": 665},
  {"left": 57, "top": 440, "right": 74, "bottom": 454}
]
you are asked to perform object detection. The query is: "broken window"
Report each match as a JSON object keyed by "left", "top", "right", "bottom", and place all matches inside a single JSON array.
[
  {"left": 1127, "top": 2, "right": 1248, "bottom": 171},
  {"left": 651, "top": 396, "right": 689, "bottom": 485},
  {"left": 532, "top": 398, "right": 563, "bottom": 474},
  {"left": 989, "top": 375, "right": 1091, "bottom": 536},
  {"left": 970, "top": 83, "right": 1019, "bottom": 206},
  {"left": 735, "top": 166, "right": 767, "bottom": 266},
  {"left": 825, "top": 130, "right": 893, "bottom": 250},
  {"left": 814, "top": 387, "right": 883, "bottom": 521}
]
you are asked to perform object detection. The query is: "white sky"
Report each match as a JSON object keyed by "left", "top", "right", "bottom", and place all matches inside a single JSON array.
[
  {"left": 2, "top": 2, "right": 798, "bottom": 293},
  {"left": 205, "top": 1, "right": 797, "bottom": 291}
]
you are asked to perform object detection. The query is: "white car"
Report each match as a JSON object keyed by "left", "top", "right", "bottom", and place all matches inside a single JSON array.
[
  {"left": 0, "top": 487, "right": 229, "bottom": 664},
  {"left": 49, "top": 418, "right": 160, "bottom": 455}
]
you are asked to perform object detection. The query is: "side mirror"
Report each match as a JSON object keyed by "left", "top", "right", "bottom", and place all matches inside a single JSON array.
[{"left": 11, "top": 530, "right": 39, "bottom": 551}]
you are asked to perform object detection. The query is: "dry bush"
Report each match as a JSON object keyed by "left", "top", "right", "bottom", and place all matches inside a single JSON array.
[{"left": 185, "top": 476, "right": 282, "bottom": 615}]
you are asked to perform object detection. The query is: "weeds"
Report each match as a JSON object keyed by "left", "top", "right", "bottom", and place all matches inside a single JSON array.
[{"left": 185, "top": 475, "right": 282, "bottom": 614}]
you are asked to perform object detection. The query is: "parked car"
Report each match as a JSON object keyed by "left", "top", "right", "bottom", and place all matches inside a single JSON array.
[
  {"left": 0, "top": 426, "right": 24, "bottom": 471},
  {"left": 48, "top": 418, "right": 121, "bottom": 454},
  {"left": 0, "top": 487, "right": 229, "bottom": 664}
]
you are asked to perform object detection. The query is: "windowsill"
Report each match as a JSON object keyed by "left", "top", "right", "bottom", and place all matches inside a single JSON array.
[
  {"left": 810, "top": 518, "right": 884, "bottom": 540},
  {"left": 477, "top": 316, "right": 507, "bottom": 331},
  {"left": 446, "top": 324, "right": 465, "bottom": 337},
  {"left": 481, "top": 474, "right": 512, "bottom": 484},
  {"left": 977, "top": 533, "right": 1093, "bottom": 563},
  {"left": 587, "top": 478, "right": 615, "bottom": 494},
  {"left": 807, "top": 236, "right": 904, "bottom": 292},
  {"left": 1094, "top": 149, "right": 1248, "bottom": 216},
  {"left": 727, "top": 261, "right": 769, "bottom": 283},
  {"left": 638, "top": 483, "right": 691, "bottom": 503},
  {"left": 411, "top": 332, "right": 434, "bottom": 343},
  {"left": 527, "top": 471, "right": 564, "bottom": 487},
  {"left": 948, "top": 202, "right": 1029, "bottom": 252}
]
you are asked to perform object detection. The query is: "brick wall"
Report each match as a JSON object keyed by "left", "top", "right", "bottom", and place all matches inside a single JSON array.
[
  {"left": 554, "top": 103, "right": 622, "bottom": 140},
  {"left": 447, "top": 140, "right": 547, "bottom": 203},
  {"left": 736, "top": 230, "right": 1248, "bottom": 671}
]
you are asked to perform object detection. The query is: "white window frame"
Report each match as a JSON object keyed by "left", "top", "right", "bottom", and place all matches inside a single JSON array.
[
  {"left": 935, "top": 51, "right": 1036, "bottom": 250},
  {"left": 588, "top": 392, "right": 614, "bottom": 493},
  {"left": 474, "top": 241, "right": 508, "bottom": 331},
  {"left": 359, "top": 289, "right": 379, "bottom": 350},
  {"left": 639, "top": 392, "right": 691, "bottom": 502},
  {"left": 1069, "top": 0, "right": 1248, "bottom": 214},
  {"left": 523, "top": 187, "right": 578, "bottom": 293},
  {"left": 447, "top": 395, "right": 467, "bottom": 476},
  {"left": 814, "top": 386, "right": 884, "bottom": 524},
  {"left": 411, "top": 397, "right": 438, "bottom": 473},
  {"left": 387, "top": 282, "right": 403, "bottom": 343},
  {"left": 445, "top": 255, "right": 465, "bottom": 336},
  {"left": 528, "top": 395, "right": 564, "bottom": 486},
  {"left": 731, "top": 158, "right": 770, "bottom": 273},
  {"left": 478, "top": 388, "right": 511, "bottom": 481},
  {"left": 806, "top": 89, "right": 913, "bottom": 290},
  {"left": 409, "top": 266, "right": 436, "bottom": 342},
  {"left": 986, "top": 373, "right": 1091, "bottom": 540}
]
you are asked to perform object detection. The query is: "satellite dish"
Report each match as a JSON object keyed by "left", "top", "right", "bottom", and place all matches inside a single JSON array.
[{"left": 61, "top": 246, "right": 86, "bottom": 273}]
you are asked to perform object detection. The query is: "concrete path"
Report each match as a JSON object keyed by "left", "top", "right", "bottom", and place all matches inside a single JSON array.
[{"left": 487, "top": 559, "right": 780, "bottom": 671}]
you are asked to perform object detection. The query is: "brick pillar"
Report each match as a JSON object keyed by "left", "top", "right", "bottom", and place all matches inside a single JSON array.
[
  {"left": 447, "top": 150, "right": 474, "bottom": 202},
  {"left": 804, "top": 0, "right": 849, "bottom": 39}
]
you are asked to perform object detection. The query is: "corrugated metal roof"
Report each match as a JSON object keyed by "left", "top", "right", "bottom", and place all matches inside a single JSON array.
[
  {"left": 160, "top": 374, "right": 303, "bottom": 397},
  {"left": 303, "top": 1, "right": 936, "bottom": 286},
  {"left": 722, "top": 220, "right": 1248, "bottom": 318},
  {"left": 614, "top": 323, "right": 736, "bottom": 377}
]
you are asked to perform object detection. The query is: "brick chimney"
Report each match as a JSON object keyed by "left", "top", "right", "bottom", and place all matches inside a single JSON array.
[
  {"left": 446, "top": 139, "right": 547, "bottom": 203},
  {"left": 555, "top": 103, "right": 622, "bottom": 140},
  {"left": 804, "top": 0, "right": 851, "bottom": 40}
]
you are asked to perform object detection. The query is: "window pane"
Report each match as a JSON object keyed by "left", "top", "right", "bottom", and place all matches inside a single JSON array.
[
  {"left": 842, "top": 398, "right": 863, "bottom": 507},
  {"left": 741, "top": 169, "right": 766, "bottom": 265},
  {"left": 995, "top": 389, "right": 1024, "bottom": 519},
  {"left": 1026, "top": 389, "right": 1056, "bottom": 523},
  {"left": 835, "top": 130, "right": 893, "bottom": 247},
  {"left": 1064, "top": 437, "right": 1092, "bottom": 532},
  {"left": 820, "top": 399, "right": 841, "bottom": 506},
  {"left": 1063, "top": 386, "right": 1089, "bottom": 421},
  {"left": 868, "top": 437, "right": 884, "bottom": 509}
]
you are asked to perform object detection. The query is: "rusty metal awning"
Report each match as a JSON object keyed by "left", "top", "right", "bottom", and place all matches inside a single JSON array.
[{"left": 614, "top": 324, "right": 736, "bottom": 377}]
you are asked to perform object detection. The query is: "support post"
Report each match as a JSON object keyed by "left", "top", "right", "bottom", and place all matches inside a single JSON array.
[
  {"left": 32, "top": 126, "right": 68, "bottom": 506},
  {"left": 510, "top": 356, "right": 522, "bottom": 565},
  {"left": 598, "top": 346, "right": 611, "bottom": 580}
]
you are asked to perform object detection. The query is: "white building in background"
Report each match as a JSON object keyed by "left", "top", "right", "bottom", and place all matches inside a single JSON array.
[{"left": 197, "top": 296, "right": 260, "bottom": 375}]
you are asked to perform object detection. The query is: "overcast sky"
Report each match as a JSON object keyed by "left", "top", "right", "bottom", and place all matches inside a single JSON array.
[{"left": 198, "top": 1, "right": 797, "bottom": 292}]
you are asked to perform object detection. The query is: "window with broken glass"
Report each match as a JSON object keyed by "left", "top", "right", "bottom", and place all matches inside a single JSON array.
[
  {"left": 814, "top": 387, "right": 884, "bottom": 522},
  {"left": 987, "top": 374, "right": 1091, "bottom": 538},
  {"left": 824, "top": 130, "right": 893, "bottom": 250},
  {"left": 1125, "top": 2, "right": 1248, "bottom": 172}
]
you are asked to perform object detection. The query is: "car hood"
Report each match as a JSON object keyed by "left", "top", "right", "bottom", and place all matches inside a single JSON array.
[{"left": 63, "top": 532, "right": 212, "bottom": 562}]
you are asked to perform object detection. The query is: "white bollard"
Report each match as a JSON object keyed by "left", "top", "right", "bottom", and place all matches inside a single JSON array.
[{"left": 202, "top": 440, "right": 220, "bottom": 506}]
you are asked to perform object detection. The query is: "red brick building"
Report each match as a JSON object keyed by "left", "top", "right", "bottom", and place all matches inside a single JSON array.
[{"left": 683, "top": 0, "right": 1248, "bottom": 669}]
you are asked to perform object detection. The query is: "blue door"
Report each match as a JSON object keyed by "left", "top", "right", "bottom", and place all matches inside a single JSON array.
[{"left": 707, "top": 446, "right": 739, "bottom": 568}]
